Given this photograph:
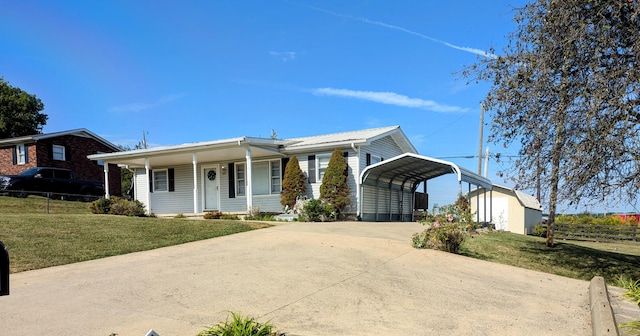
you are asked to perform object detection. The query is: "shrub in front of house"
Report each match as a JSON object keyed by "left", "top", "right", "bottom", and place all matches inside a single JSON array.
[
  {"left": 319, "top": 148, "right": 351, "bottom": 216},
  {"left": 280, "top": 156, "right": 306, "bottom": 210},
  {"left": 89, "top": 197, "right": 146, "bottom": 217},
  {"left": 412, "top": 222, "right": 467, "bottom": 253},
  {"left": 412, "top": 195, "right": 474, "bottom": 254},
  {"left": 89, "top": 197, "right": 112, "bottom": 214},
  {"left": 298, "top": 198, "right": 336, "bottom": 222},
  {"left": 203, "top": 210, "right": 222, "bottom": 219}
]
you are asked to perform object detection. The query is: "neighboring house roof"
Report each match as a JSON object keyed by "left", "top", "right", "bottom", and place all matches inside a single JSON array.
[
  {"left": 488, "top": 185, "right": 542, "bottom": 210},
  {"left": 88, "top": 126, "right": 416, "bottom": 168},
  {"left": 360, "top": 153, "right": 493, "bottom": 190},
  {"left": 0, "top": 128, "right": 120, "bottom": 151}
]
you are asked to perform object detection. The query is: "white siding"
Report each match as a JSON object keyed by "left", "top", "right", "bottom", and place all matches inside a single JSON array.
[
  {"left": 134, "top": 168, "right": 149, "bottom": 213},
  {"left": 361, "top": 137, "right": 405, "bottom": 168},
  {"left": 218, "top": 158, "right": 285, "bottom": 213},
  {"left": 149, "top": 165, "right": 194, "bottom": 215},
  {"left": 299, "top": 149, "right": 358, "bottom": 214}
]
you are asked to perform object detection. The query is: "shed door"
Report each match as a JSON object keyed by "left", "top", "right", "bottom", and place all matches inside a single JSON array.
[{"left": 204, "top": 167, "right": 219, "bottom": 210}]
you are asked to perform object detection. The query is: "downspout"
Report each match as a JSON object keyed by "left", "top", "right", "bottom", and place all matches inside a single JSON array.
[{"left": 351, "top": 142, "right": 360, "bottom": 219}]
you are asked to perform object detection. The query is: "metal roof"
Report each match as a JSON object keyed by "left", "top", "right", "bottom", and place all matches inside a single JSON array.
[
  {"left": 283, "top": 125, "right": 417, "bottom": 154},
  {"left": 360, "top": 153, "right": 493, "bottom": 190},
  {"left": 89, "top": 126, "right": 417, "bottom": 168},
  {"left": 492, "top": 184, "right": 542, "bottom": 210},
  {"left": 88, "top": 137, "right": 286, "bottom": 168}
]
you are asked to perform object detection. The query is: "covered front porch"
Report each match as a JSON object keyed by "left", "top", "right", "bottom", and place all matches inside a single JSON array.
[{"left": 89, "top": 137, "right": 289, "bottom": 215}]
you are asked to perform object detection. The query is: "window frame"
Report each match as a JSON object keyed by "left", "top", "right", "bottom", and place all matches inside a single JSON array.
[
  {"left": 235, "top": 163, "right": 246, "bottom": 197},
  {"left": 235, "top": 159, "right": 282, "bottom": 197},
  {"left": 16, "top": 144, "right": 26, "bottom": 165},
  {"left": 52, "top": 145, "right": 66, "bottom": 161},
  {"left": 316, "top": 153, "right": 332, "bottom": 181},
  {"left": 153, "top": 169, "right": 169, "bottom": 192},
  {"left": 370, "top": 154, "right": 382, "bottom": 165},
  {"left": 270, "top": 160, "right": 281, "bottom": 193}
]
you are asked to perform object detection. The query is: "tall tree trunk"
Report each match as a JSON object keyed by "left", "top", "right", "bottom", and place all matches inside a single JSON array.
[{"left": 547, "top": 115, "right": 565, "bottom": 247}]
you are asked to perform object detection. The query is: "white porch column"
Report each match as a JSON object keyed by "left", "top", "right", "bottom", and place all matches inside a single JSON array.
[
  {"left": 192, "top": 153, "right": 198, "bottom": 214},
  {"left": 145, "top": 159, "right": 152, "bottom": 215},
  {"left": 244, "top": 146, "right": 253, "bottom": 211},
  {"left": 103, "top": 163, "right": 110, "bottom": 199}
]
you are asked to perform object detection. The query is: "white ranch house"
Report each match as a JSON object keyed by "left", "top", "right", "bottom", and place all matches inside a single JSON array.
[{"left": 89, "top": 126, "right": 493, "bottom": 221}]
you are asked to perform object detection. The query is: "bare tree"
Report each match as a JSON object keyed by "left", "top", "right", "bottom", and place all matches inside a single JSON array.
[{"left": 462, "top": 0, "right": 640, "bottom": 246}]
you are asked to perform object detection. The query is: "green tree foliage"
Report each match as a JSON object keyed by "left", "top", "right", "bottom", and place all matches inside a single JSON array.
[
  {"left": 280, "top": 156, "right": 306, "bottom": 209},
  {"left": 117, "top": 138, "right": 147, "bottom": 198},
  {"left": 462, "top": 0, "right": 640, "bottom": 247},
  {"left": 0, "top": 78, "right": 47, "bottom": 138},
  {"left": 320, "top": 148, "right": 351, "bottom": 213}
]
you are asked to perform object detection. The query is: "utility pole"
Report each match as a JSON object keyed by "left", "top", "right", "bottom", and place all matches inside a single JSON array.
[
  {"left": 477, "top": 104, "right": 485, "bottom": 175},
  {"left": 142, "top": 131, "right": 148, "bottom": 149}
]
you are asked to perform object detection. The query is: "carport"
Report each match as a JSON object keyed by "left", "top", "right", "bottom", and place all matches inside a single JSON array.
[{"left": 358, "top": 153, "right": 493, "bottom": 222}]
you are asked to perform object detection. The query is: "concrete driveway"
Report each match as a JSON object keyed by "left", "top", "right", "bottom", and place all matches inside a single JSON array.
[{"left": 0, "top": 222, "right": 590, "bottom": 335}]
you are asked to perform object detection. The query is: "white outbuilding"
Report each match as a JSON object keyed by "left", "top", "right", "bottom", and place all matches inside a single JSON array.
[{"left": 469, "top": 184, "right": 542, "bottom": 235}]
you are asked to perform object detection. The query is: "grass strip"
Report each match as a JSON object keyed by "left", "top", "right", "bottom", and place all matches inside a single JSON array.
[
  {"left": 460, "top": 231, "right": 640, "bottom": 283},
  {"left": 0, "top": 214, "right": 270, "bottom": 273}
]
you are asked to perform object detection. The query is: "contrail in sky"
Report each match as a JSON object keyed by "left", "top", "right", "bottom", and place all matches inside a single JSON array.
[
  {"left": 304, "top": 4, "right": 497, "bottom": 59},
  {"left": 312, "top": 87, "right": 469, "bottom": 113}
]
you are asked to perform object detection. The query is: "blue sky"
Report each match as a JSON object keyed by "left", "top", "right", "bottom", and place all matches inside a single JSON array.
[{"left": 1, "top": 0, "right": 551, "bottom": 209}]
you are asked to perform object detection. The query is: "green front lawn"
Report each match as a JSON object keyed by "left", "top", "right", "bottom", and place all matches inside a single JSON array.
[{"left": 461, "top": 231, "right": 640, "bottom": 283}]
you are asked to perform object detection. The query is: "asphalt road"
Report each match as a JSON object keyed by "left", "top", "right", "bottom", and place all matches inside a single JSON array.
[{"left": 0, "top": 221, "right": 591, "bottom": 335}]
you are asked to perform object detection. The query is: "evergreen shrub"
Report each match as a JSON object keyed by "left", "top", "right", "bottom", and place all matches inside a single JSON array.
[{"left": 320, "top": 148, "right": 351, "bottom": 215}]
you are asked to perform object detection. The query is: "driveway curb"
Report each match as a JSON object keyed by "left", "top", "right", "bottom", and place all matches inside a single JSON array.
[{"left": 589, "top": 276, "right": 618, "bottom": 335}]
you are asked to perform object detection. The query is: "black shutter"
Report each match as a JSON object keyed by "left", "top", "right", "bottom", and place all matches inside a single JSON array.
[
  {"left": 11, "top": 146, "right": 17, "bottom": 165},
  {"left": 49, "top": 144, "right": 53, "bottom": 160},
  {"left": 228, "top": 163, "right": 235, "bottom": 198},
  {"left": 281, "top": 157, "right": 290, "bottom": 179},
  {"left": 64, "top": 146, "right": 70, "bottom": 161},
  {"left": 168, "top": 168, "right": 175, "bottom": 192},
  {"left": 149, "top": 170, "right": 153, "bottom": 193},
  {"left": 24, "top": 145, "right": 28, "bottom": 164},
  {"left": 366, "top": 153, "right": 371, "bottom": 166},
  {"left": 308, "top": 155, "right": 316, "bottom": 183}
]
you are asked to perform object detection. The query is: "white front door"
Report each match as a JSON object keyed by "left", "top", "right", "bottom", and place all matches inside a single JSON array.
[{"left": 204, "top": 167, "right": 219, "bottom": 210}]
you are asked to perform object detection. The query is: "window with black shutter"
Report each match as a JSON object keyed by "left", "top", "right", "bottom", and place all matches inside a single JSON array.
[
  {"left": 168, "top": 168, "right": 175, "bottom": 192},
  {"left": 228, "top": 163, "right": 235, "bottom": 198},
  {"left": 148, "top": 169, "right": 153, "bottom": 193},
  {"left": 307, "top": 155, "right": 316, "bottom": 183}
]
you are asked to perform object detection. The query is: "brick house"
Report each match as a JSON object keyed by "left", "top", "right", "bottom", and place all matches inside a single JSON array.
[{"left": 0, "top": 129, "right": 122, "bottom": 196}]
